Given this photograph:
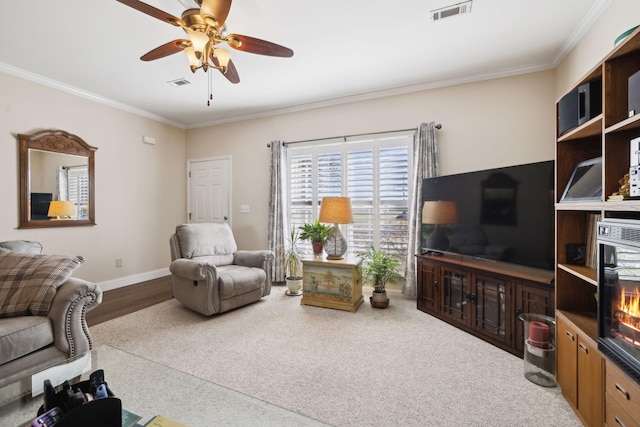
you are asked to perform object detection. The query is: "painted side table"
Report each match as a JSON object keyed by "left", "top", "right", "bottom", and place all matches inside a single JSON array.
[{"left": 300, "top": 256, "right": 363, "bottom": 312}]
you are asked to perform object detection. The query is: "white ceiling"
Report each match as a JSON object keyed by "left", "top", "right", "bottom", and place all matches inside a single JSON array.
[{"left": 0, "top": 0, "right": 609, "bottom": 129}]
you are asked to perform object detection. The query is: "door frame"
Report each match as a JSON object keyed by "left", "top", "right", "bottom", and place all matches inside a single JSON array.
[{"left": 187, "top": 155, "right": 232, "bottom": 225}]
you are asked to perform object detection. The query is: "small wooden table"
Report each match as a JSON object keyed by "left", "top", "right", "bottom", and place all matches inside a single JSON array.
[{"left": 301, "top": 256, "right": 363, "bottom": 312}]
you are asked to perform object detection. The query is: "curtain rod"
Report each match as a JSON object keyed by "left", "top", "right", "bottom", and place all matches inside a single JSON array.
[{"left": 273, "top": 124, "right": 442, "bottom": 147}]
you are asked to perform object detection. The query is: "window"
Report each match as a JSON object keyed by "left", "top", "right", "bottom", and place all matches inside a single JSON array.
[
  {"left": 287, "top": 133, "right": 413, "bottom": 258},
  {"left": 57, "top": 165, "right": 90, "bottom": 219}
]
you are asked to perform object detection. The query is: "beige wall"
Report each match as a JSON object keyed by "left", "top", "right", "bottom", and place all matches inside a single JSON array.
[
  {"left": 2, "top": 0, "right": 627, "bottom": 289},
  {"left": 186, "top": 71, "right": 556, "bottom": 250},
  {"left": 0, "top": 72, "right": 187, "bottom": 285},
  {"left": 555, "top": 0, "right": 640, "bottom": 97}
]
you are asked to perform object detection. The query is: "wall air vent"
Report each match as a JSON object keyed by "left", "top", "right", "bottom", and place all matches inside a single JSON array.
[
  {"left": 430, "top": 1, "right": 472, "bottom": 22},
  {"left": 167, "top": 78, "right": 191, "bottom": 87}
]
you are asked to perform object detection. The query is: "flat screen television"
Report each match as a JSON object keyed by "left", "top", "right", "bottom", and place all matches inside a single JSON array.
[
  {"left": 422, "top": 160, "right": 555, "bottom": 271},
  {"left": 31, "top": 192, "right": 52, "bottom": 220}
]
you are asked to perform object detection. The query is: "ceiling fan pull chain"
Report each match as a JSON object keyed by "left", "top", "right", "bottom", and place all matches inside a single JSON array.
[{"left": 207, "top": 69, "right": 212, "bottom": 106}]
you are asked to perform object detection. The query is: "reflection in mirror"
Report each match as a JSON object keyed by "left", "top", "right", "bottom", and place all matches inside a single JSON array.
[{"left": 19, "top": 130, "right": 97, "bottom": 228}]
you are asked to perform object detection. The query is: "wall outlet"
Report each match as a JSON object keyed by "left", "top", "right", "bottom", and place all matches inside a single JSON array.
[{"left": 115, "top": 258, "right": 123, "bottom": 268}]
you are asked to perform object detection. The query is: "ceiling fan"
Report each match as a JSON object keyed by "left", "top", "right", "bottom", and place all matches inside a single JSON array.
[{"left": 116, "top": 0, "right": 294, "bottom": 102}]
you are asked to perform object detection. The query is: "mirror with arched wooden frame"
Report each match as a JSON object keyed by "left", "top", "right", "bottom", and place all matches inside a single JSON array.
[{"left": 19, "top": 130, "right": 97, "bottom": 228}]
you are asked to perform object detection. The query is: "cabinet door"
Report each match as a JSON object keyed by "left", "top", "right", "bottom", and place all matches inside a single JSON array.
[
  {"left": 557, "top": 317, "right": 578, "bottom": 407},
  {"left": 514, "top": 284, "right": 554, "bottom": 355},
  {"left": 417, "top": 258, "right": 439, "bottom": 314},
  {"left": 577, "top": 336, "right": 603, "bottom": 427},
  {"left": 440, "top": 266, "right": 468, "bottom": 326},
  {"left": 471, "top": 273, "right": 510, "bottom": 346}
]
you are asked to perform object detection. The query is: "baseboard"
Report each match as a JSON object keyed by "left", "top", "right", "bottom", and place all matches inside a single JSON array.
[
  {"left": 97, "top": 268, "right": 170, "bottom": 292},
  {"left": 87, "top": 275, "right": 173, "bottom": 326}
]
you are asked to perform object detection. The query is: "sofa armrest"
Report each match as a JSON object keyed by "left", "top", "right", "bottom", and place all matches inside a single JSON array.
[
  {"left": 234, "top": 250, "right": 274, "bottom": 268},
  {"left": 170, "top": 258, "right": 218, "bottom": 280},
  {"left": 48, "top": 277, "right": 102, "bottom": 357},
  {"left": 234, "top": 250, "right": 274, "bottom": 296}
]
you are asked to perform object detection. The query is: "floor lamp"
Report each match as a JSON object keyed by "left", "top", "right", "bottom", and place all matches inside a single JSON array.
[
  {"left": 318, "top": 197, "right": 353, "bottom": 260},
  {"left": 422, "top": 200, "right": 458, "bottom": 252}
]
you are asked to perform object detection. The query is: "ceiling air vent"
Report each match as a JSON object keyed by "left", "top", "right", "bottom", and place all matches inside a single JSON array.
[
  {"left": 167, "top": 78, "right": 191, "bottom": 87},
  {"left": 430, "top": 1, "right": 472, "bottom": 22}
]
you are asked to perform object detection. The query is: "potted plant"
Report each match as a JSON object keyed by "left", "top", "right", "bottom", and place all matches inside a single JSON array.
[
  {"left": 360, "top": 246, "right": 403, "bottom": 308},
  {"left": 281, "top": 229, "right": 305, "bottom": 295},
  {"left": 299, "top": 220, "right": 333, "bottom": 255}
]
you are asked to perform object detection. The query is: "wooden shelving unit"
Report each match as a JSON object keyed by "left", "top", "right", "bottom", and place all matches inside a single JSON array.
[{"left": 555, "top": 26, "right": 640, "bottom": 426}]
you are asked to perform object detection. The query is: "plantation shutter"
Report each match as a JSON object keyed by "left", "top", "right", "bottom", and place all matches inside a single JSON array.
[
  {"left": 287, "top": 134, "right": 411, "bottom": 258},
  {"left": 67, "top": 165, "right": 89, "bottom": 219}
]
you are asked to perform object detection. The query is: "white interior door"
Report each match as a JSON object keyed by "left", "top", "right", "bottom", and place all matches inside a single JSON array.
[{"left": 188, "top": 157, "right": 231, "bottom": 224}]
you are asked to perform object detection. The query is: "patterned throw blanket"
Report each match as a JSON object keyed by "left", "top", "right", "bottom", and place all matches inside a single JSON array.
[{"left": 0, "top": 253, "right": 84, "bottom": 318}]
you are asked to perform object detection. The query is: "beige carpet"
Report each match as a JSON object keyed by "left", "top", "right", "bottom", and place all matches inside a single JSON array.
[{"left": 89, "top": 286, "right": 581, "bottom": 427}]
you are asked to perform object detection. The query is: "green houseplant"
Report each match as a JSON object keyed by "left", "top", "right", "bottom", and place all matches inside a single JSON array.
[
  {"left": 360, "top": 246, "right": 403, "bottom": 308},
  {"left": 299, "top": 220, "right": 333, "bottom": 255},
  {"left": 281, "top": 229, "right": 305, "bottom": 295}
]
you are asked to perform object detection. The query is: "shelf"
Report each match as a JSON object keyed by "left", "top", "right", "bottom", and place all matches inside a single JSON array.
[
  {"left": 605, "top": 113, "right": 640, "bottom": 134},
  {"left": 557, "top": 115, "right": 603, "bottom": 142},
  {"left": 556, "top": 309, "right": 598, "bottom": 345},
  {"left": 556, "top": 200, "right": 640, "bottom": 211},
  {"left": 606, "top": 25, "right": 640, "bottom": 61},
  {"left": 558, "top": 264, "right": 597, "bottom": 286},
  {"left": 555, "top": 202, "right": 604, "bottom": 211}
]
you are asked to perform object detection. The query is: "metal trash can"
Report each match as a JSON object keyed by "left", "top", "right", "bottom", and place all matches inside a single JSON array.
[{"left": 518, "top": 313, "right": 556, "bottom": 387}]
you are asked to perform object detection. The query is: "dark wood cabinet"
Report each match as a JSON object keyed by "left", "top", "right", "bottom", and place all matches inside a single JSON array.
[
  {"left": 472, "top": 273, "right": 509, "bottom": 346},
  {"left": 554, "top": 26, "right": 640, "bottom": 426},
  {"left": 416, "top": 253, "right": 554, "bottom": 357},
  {"left": 440, "top": 266, "right": 468, "bottom": 328}
]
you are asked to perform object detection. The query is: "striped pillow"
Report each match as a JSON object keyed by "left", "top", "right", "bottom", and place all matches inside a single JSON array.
[{"left": 0, "top": 253, "right": 84, "bottom": 317}]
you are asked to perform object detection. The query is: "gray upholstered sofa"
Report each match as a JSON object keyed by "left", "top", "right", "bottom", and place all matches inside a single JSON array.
[
  {"left": 169, "top": 223, "right": 274, "bottom": 316},
  {"left": 0, "top": 240, "right": 102, "bottom": 389}
]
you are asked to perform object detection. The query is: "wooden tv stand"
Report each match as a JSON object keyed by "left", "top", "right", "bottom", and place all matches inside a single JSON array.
[{"left": 416, "top": 252, "right": 554, "bottom": 357}]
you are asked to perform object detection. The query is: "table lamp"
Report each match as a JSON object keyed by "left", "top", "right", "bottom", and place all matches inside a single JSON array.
[
  {"left": 422, "top": 200, "right": 458, "bottom": 251},
  {"left": 48, "top": 200, "right": 76, "bottom": 220},
  {"left": 318, "top": 197, "right": 354, "bottom": 260}
]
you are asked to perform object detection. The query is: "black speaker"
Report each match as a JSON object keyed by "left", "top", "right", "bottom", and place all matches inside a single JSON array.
[
  {"left": 558, "top": 88, "right": 579, "bottom": 137},
  {"left": 629, "top": 69, "right": 640, "bottom": 118},
  {"left": 566, "top": 243, "right": 586, "bottom": 265},
  {"left": 31, "top": 192, "right": 52, "bottom": 220},
  {"left": 578, "top": 78, "right": 602, "bottom": 125}
]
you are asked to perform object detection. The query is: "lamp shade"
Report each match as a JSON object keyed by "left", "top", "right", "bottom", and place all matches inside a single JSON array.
[
  {"left": 318, "top": 197, "right": 354, "bottom": 224},
  {"left": 213, "top": 48, "right": 231, "bottom": 68},
  {"left": 319, "top": 197, "right": 353, "bottom": 260},
  {"left": 422, "top": 201, "right": 458, "bottom": 225},
  {"left": 48, "top": 200, "right": 76, "bottom": 218}
]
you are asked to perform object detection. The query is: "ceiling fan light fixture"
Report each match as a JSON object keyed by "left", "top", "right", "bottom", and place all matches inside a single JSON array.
[
  {"left": 213, "top": 48, "right": 231, "bottom": 68},
  {"left": 186, "top": 29, "right": 209, "bottom": 59},
  {"left": 183, "top": 47, "right": 199, "bottom": 72}
]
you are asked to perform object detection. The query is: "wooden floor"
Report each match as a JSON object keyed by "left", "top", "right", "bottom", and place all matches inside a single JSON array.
[{"left": 86, "top": 275, "right": 173, "bottom": 326}]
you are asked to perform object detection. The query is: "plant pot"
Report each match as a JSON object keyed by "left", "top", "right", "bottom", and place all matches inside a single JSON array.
[
  {"left": 370, "top": 290, "right": 389, "bottom": 308},
  {"left": 312, "top": 242, "right": 324, "bottom": 255},
  {"left": 286, "top": 278, "right": 303, "bottom": 295}
]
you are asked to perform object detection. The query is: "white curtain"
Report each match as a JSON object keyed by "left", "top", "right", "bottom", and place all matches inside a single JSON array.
[
  {"left": 268, "top": 140, "right": 287, "bottom": 283},
  {"left": 402, "top": 122, "right": 439, "bottom": 296}
]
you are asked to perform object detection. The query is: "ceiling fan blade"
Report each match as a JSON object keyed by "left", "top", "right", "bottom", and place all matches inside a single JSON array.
[
  {"left": 222, "top": 59, "right": 240, "bottom": 83},
  {"left": 199, "top": 0, "right": 232, "bottom": 29},
  {"left": 225, "top": 34, "right": 294, "bottom": 57},
  {"left": 211, "top": 54, "right": 239, "bottom": 83},
  {"left": 141, "top": 39, "right": 191, "bottom": 61},
  {"left": 116, "top": 0, "right": 185, "bottom": 27}
]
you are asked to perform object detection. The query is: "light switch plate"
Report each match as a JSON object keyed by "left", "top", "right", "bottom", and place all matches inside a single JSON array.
[{"left": 240, "top": 205, "right": 250, "bottom": 213}]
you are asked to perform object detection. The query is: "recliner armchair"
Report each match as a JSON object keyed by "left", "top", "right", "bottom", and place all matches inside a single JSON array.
[{"left": 169, "top": 223, "right": 274, "bottom": 316}]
